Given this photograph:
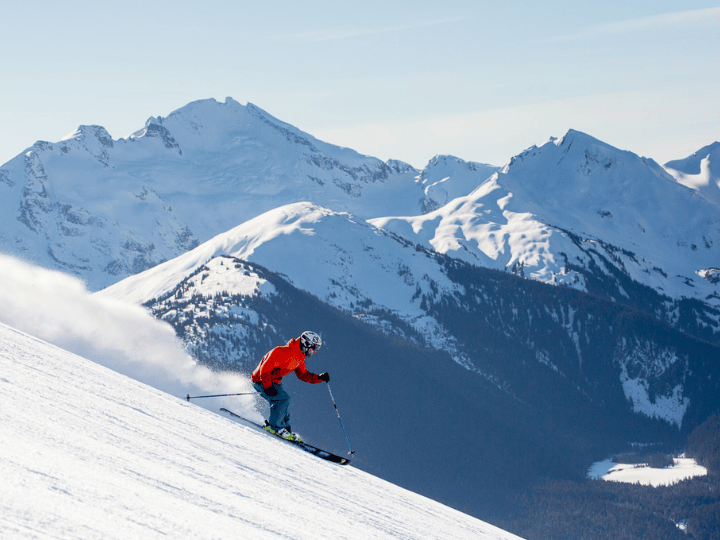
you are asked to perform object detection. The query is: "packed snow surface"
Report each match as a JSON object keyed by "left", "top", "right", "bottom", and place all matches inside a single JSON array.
[
  {"left": 588, "top": 458, "right": 707, "bottom": 487},
  {"left": 0, "top": 322, "right": 523, "bottom": 540}
]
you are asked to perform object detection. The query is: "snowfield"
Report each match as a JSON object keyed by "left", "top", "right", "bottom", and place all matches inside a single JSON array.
[
  {"left": 0, "top": 322, "right": 522, "bottom": 540},
  {"left": 588, "top": 458, "right": 707, "bottom": 487}
]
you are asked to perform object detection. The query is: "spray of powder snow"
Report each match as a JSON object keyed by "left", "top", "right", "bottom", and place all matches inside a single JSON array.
[{"left": 0, "top": 253, "right": 261, "bottom": 419}]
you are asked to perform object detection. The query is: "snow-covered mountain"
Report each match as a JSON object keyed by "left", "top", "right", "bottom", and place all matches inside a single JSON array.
[
  {"left": 373, "top": 131, "right": 720, "bottom": 340},
  {"left": 1, "top": 321, "right": 522, "bottom": 540},
  {"left": 100, "top": 202, "right": 474, "bottom": 367},
  {"left": 0, "top": 97, "right": 496, "bottom": 290}
]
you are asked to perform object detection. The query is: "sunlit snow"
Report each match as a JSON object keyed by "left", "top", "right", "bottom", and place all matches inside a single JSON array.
[
  {"left": 0, "top": 318, "right": 521, "bottom": 539},
  {"left": 588, "top": 457, "right": 707, "bottom": 487}
]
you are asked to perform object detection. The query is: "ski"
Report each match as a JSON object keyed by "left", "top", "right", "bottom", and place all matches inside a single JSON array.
[{"left": 219, "top": 408, "right": 351, "bottom": 465}]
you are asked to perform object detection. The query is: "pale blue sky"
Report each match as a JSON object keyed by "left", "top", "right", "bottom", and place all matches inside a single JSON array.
[{"left": 1, "top": 0, "right": 718, "bottom": 168}]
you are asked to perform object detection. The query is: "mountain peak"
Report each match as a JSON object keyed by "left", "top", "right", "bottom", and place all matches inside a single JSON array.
[
  {"left": 665, "top": 141, "right": 720, "bottom": 173},
  {"left": 62, "top": 125, "right": 113, "bottom": 144},
  {"left": 664, "top": 141, "right": 720, "bottom": 208},
  {"left": 166, "top": 96, "right": 244, "bottom": 117},
  {"left": 555, "top": 129, "right": 634, "bottom": 156},
  {"left": 58, "top": 124, "right": 115, "bottom": 163},
  {"left": 506, "top": 128, "right": 664, "bottom": 187},
  {"left": 385, "top": 158, "right": 417, "bottom": 173}
]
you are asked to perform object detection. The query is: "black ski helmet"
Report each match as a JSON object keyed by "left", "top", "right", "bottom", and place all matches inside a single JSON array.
[{"left": 299, "top": 331, "right": 322, "bottom": 356}]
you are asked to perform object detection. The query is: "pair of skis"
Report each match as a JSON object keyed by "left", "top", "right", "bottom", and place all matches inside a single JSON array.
[{"left": 219, "top": 407, "right": 351, "bottom": 466}]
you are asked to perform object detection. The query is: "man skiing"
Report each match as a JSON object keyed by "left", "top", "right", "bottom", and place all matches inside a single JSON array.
[{"left": 251, "top": 331, "right": 330, "bottom": 442}]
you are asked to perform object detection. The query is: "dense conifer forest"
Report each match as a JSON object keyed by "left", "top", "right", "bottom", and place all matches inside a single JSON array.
[{"left": 488, "top": 416, "right": 720, "bottom": 540}]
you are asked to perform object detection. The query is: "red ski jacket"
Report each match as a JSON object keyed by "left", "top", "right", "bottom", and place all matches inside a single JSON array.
[{"left": 251, "top": 338, "right": 323, "bottom": 390}]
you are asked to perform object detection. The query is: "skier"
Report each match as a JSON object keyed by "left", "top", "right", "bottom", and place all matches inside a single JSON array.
[{"left": 251, "top": 331, "right": 330, "bottom": 442}]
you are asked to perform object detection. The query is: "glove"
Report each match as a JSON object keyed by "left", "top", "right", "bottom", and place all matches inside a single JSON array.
[
  {"left": 264, "top": 385, "right": 278, "bottom": 397},
  {"left": 319, "top": 372, "right": 330, "bottom": 382}
]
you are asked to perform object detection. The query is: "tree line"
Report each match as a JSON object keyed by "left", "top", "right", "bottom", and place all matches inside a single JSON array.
[{"left": 486, "top": 415, "right": 720, "bottom": 540}]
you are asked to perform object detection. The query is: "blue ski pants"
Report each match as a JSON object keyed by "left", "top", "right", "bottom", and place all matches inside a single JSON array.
[{"left": 253, "top": 381, "right": 292, "bottom": 432}]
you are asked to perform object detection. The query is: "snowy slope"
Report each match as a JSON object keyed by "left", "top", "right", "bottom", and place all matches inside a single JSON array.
[
  {"left": 99, "top": 202, "right": 455, "bottom": 312},
  {"left": 0, "top": 322, "right": 522, "bottom": 540}
]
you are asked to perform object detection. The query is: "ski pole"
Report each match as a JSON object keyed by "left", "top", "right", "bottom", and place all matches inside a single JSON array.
[
  {"left": 186, "top": 392, "right": 256, "bottom": 401},
  {"left": 326, "top": 382, "right": 354, "bottom": 455}
]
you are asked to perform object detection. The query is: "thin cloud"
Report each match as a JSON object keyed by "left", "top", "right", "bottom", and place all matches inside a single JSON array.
[
  {"left": 542, "top": 6, "right": 720, "bottom": 43},
  {"left": 271, "top": 17, "right": 464, "bottom": 43}
]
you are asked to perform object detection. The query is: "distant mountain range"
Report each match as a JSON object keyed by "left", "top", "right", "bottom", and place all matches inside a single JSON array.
[
  {"left": 2, "top": 99, "right": 717, "bottom": 324},
  {"left": 3, "top": 97, "right": 719, "bottom": 523},
  {"left": 0, "top": 98, "right": 497, "bottom": 290}
]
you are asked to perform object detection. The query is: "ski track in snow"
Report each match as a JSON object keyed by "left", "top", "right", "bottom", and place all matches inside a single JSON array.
[{"left": 0, "top": 322, "right": 521, "bottom": 540}]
